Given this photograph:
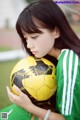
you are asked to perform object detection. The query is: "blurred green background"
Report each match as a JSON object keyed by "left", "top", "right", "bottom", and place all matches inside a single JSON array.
[{"left": 0, "top": 48, "right": 20, "bottom": 109}]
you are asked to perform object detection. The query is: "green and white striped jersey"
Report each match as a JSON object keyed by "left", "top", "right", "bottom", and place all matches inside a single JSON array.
[{"left": 56, "top": 49, "right": 80, "bottom": 120}]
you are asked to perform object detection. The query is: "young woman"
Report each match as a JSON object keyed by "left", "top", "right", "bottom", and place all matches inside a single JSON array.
[{"left": 7, "top": 0, "right": 80, "bottom": 120}]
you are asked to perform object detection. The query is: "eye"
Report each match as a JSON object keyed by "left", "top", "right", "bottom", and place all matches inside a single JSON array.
[{"left": 31, "top": 36, "right": 38, "bottom": 39}]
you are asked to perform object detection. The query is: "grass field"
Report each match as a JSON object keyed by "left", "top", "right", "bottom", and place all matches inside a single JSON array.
[
  {"left": 0, "top": 47, "right": 20, "bottom": 109},
  {"left": 0, "top": 59, "right": 20, "bottom": 109}
]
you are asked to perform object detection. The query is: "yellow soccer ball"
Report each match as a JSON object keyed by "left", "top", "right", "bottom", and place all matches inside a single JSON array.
[{"left": 10, "top": 56, "right": 56, "bottom": 102}]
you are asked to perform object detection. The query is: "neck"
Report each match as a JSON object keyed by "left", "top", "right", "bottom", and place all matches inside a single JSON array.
[{"left": 48, "top": 48, "right": 61, "bottom": 59}]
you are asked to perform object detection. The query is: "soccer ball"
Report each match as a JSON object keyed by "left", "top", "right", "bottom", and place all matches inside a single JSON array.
[{"left": 10, "top": 56, "right": 56, "bottom": 102}]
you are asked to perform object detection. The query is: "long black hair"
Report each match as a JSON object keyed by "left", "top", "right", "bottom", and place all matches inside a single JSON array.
[{"left": 16, "top": 0, "right": 80, "bottom": 63}]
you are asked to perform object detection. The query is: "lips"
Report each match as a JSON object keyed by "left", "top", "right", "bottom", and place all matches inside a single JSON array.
[{"left": 31, "top": 51, "right": 37, "bottom": 55}]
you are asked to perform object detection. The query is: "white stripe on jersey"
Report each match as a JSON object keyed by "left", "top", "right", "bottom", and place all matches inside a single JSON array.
[
  {"left": 62, "top": 50, "right": 69, "bottom": 114},
  {"left": 70, "top": 55, "right": 78, "bottom": 114},
  {"left": 65, "top": 50, "right": 73, "bottom": 115},
  {"left": 62, "top": 50, "right": 78, "bottom": 115}
]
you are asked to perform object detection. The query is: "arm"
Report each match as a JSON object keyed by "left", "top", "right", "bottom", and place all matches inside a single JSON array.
[{"left": 6, "top": 85, "right": 65, "bottom": 120}]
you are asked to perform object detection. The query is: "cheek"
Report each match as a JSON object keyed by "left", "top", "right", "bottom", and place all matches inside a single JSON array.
[
  {"left": 37, "top": 34, "right": 54, "bottom": 48},
  {"left": 37, "top": 37, "right": 54, "bottom": 55},
  {"left": 43, "top": 40, "right": 53, "bottom": 52}
]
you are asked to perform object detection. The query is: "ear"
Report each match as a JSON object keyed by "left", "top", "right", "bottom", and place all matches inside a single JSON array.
[{"left": 52, "top": 27, "right": 60, "bottom": 39}]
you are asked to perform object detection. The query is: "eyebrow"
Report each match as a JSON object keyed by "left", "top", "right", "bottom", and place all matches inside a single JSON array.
[{"left": 23, "top": 31, "right": 43, "bottom": 36}]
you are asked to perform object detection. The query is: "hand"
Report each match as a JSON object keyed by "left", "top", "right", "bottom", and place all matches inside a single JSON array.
[{"left": 6, "top": 85, "right": 32, "bottom": 110}]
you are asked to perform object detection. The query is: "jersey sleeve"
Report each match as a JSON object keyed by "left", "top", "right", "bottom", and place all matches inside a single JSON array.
[{"left": 56, "top": 50, "right": 80, "bottom": 120}]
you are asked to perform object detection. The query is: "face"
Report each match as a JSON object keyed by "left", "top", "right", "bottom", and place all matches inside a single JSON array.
[{"left": 22, "top": 28, "right": 56, "bottom": 58}]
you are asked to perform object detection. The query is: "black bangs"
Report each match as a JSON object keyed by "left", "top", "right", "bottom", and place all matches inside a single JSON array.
[{"left": 16, "top": 7, "right": 42, "bottom": 34}]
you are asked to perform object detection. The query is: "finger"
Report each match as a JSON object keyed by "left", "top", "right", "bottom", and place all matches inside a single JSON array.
[
  {"left": 6, "top": 86, "right": 11, "bottom": 95},
  {"left": 6, "top": 86, "right": 13, "bottom": 95},
  {"left": 13, "top": 85, "right": 23, "bottom": 96},
  {"left": 6, "top": 86, "right": 17, "bottom": 98},
  {"left": 6, "top": 86, "right": 19, "bottom": 103}
]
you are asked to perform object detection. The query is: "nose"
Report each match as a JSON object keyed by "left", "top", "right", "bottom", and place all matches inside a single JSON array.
[{"left": 27, "top": 39, "right": 34, "bottom": 49}]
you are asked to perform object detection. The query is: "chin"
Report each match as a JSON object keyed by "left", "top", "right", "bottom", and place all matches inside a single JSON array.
[
  {"left": 34, "top": 55, "right": 43, "bottom": 58},
  {"left": 35, "top": 56, "right": 42, "bottom": 58}
]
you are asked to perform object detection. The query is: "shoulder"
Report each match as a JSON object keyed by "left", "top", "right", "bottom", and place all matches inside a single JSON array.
[
  {"left": 56, "top": 49, "right": 80, "bottom": 75},
  {"left": 57, "top": 49, "right": 79, "bottom": 64}
]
